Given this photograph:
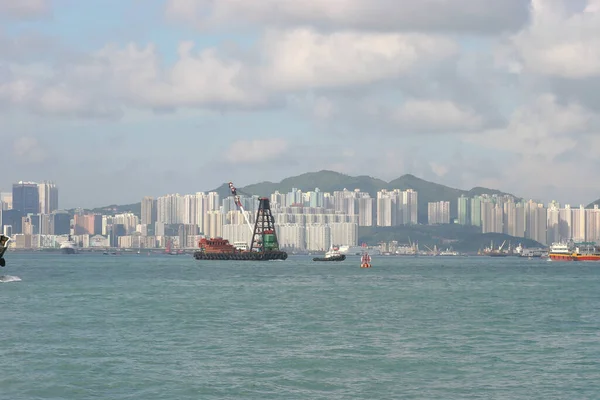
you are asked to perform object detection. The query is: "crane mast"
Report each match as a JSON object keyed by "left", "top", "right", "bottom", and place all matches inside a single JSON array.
[{"left": 228, "top": 182, "right": 255, "bottom": 237}]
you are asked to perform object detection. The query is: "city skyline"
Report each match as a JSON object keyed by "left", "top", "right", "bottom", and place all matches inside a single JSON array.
[
  {"left": 2, "top": 1, "right": 600, "bottom": 207},
  {"left": 6, "top": 182, "right": 600, "bottom": 251},
  {"left": 2, "top": 170, "right": 600, "bottom": 211}
]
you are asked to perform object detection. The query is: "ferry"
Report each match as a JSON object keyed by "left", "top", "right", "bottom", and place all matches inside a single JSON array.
[
  {"left": 549, "top": 241, "right": 600, "bottom": 261},
  {"left": 233, "top": 241, "right": 249, "bottom": 251},
  {"left": 520, "top": 248, "right": 547, "bottom": 258},
  {"left": 337, "top": 245, "right": 381, "bottom": 256},
  {"left": 571, "top": 242, "right": 600, "bottom": 261},
  {"left": 548, "top": 242, "right": 574, "bottom": 261},
  {"left": 60, "top": 235, "right": 78, "bottom": 254},
  {"left": 313, "top": 247, "right": 346, "bottom": 262},
  {"left": 438, "top": 248, "right": 461, "bottom": 256}
]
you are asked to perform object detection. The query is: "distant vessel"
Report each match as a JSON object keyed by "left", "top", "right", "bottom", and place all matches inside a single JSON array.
[
  {"left": 0, "top": 234, "right": 11, "bottom": 267},
  {"left": 233, "top": 241, "right": 249, "bottom": 251},
  {"left": 193, "top": 194, "right": 287, "bottom": 261},
  {"left": 484, "top": 240, "right": 509, "bottom": 257},
  {"left": 549, "top": 241, "right": 600, "bottom": 261},
  {"left": 194, "top": 237, "right": 288, "bottom": 261},
  {"left": 438, "top": 248, "right": 461, "bottom": 256},
  {"left": 164, "top": 239, "right": 183, "bottom": 255},
  {"left": 571, "top": 243, "right": 600, "bottom": 261},
  {"left": 487, "top": 252, "right": 508, "bottom": 257},
  {"left": 360, "top": 249, "right": 372, "bottom": 268},
  {"left": 520, "top": 247, "right": 546, "bottom": 258},
  {"left": 60, "top": 236, "right": 77, "bottom": 254},
  {"left": 337, "top": 244, "right": 381, "bottom": 256},
  {"left": 313, "top": 247, "right": 346, "bottom": 262}
]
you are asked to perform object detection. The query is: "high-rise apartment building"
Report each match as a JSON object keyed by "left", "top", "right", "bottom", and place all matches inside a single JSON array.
[
  {"left": 428, "top": 201, "right": 450, "bottom": 225},
  {"left": 457, "top": 195, "right": 470, "bottom": 225},
  {"left": 402, "top": 189, "right": 418, "bottom": 225},
  {"left": 470, "top": 196, "right": 482, "bottom": 227},
  {"left": 141, "top": 196, "right": 157, "bottom": 226},
  {"left": 12, "top": 181, "right": 40, "bottom": 233},
  {"left": 52, "top": 210, "right": 71, "bottom": 235},
  {"left": 358, "top": 197, "right": 374, "bottom": 227},
  {"left": 376, "top": 190, "right": 395, "bottom": 226},
  {"left": 12, "top": 181, "right": 40, "bottom": 215},
  {"left": 0, "top": 193, "right": 12, "bottom": 210},
  {"left": 38, "top": 182, "right": 58, "bottom": 214}
]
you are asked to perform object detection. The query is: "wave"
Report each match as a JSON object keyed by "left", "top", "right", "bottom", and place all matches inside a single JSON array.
[{"left": 0, "top": 275, "right": 21, "bottom": 283}]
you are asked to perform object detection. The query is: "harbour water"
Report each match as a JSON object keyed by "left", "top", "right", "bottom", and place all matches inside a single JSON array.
[{"left": 1, "top": 253, "right": 599, "bottom": 399}]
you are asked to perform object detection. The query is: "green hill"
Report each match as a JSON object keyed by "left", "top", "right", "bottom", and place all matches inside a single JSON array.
[
  {"left": 87, "top": 170, "right": 518, "bottom": 221},
  {"left": 66, "top": 203, "right": 141, "bottom": 218},
  {"left": 586, "top": 199, "right": 600, "bottom": 208},
  {"left": 215, "top": 170, "right": 517, "bottom": 222},
  {"left": 358, "top": 225, "right": 544, "bottom": 253},
  {"left": 216, "top": 171, "right": 388, "bottom": 199}
]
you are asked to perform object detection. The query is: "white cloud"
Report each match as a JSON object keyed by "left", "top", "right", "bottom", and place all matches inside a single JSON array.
[
  {"left": 0, "top": 41, "right": 267, "bottom": 117},
  {"left": 461, "top": 93, "right": 600, "bottom": 202},
  {"left": 94, "top": 42, "right": 264, "bottom": 109},
  {"left": 165, "top": 0, "right": 529, "bottom": 34},
  {"left": 509, "top": 0, "right": 600, "bottom": 79},
  {"left": 312, "top": 96, "right": 336, "bottom": 120},
  {"left": 429, "top": 162, "right": 449, "bottom": 178},
  {"left": 392, "top": 100, "right": 484, "bottom": 133},
  {"left": 12, "top": 136, "right": 47, "bottom": 163},
  {"left": 0, "top": 28, "right": 460, "bottom": 117},
  {"left": 0, "top": 0, "right": 49, "bottom": 19},
  {"left": 467, "top": 94, "right": 593, "bottom": 158},
  {"left": 225, "top": 138, "right": 289, "bottom": 164},
  {"left": 585, "top": 0, "right": 600, "bottom": 12},
  {"left": 261, "top": 28, "right": 458, "bottom": 91}
]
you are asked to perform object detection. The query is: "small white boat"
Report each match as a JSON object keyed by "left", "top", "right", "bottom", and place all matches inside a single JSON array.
[{"left": 60, "top": 235, "right": 78, "bottom": 254}]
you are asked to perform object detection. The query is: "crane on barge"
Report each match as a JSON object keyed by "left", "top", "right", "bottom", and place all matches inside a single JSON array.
[
  {"left": 192, "top": 182, "right": 286, "bottom": 260},
  {"left": 228, "top": 182, "right": 255, "bottom": 236},
  {"left": 227, "top": 182, "right": 282, "bottom": 254}
]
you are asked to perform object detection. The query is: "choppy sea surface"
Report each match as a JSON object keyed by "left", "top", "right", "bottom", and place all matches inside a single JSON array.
[{"left": 1, "top": 253, "right": 599, "bottom": 399}]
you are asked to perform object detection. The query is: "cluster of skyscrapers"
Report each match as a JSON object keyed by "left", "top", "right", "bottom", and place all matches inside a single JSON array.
[
  {"left": 453, "top": 194, "right": 600, "bottom": 245},
  {"left": 136, "top": 188, "right": 419, "bottom": 251},
  {"left": 2, "top": 181, "right": 600, "bottom": 250},
  {"left": 0, "top": 182, "right": 67, "bottom": 245}
]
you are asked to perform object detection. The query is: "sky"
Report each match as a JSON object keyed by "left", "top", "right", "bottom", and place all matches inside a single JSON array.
[{"left": 1, "top": 0, "right": 600, "bottom": 209}]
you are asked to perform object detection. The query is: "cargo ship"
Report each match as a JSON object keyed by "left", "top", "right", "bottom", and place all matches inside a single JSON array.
[
  {"left": 193, "top": 196, "right": 288, "bottom": 261},
  {"left": 549, "top": 241, "right": 600, "bottom": 261},
  {"left": 483, "top": 240, "right": 509, "bottom": 257}
]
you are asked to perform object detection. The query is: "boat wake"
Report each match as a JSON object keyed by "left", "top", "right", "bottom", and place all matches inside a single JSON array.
[{"left": 0, "top": 275, "right": 21, "bottom": 283}]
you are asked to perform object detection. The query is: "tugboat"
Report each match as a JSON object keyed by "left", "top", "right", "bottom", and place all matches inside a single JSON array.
[
  {"left": 313, "top": 247, "right": 346, "bottom": 262},
  {"left": 0, "top": 234, "right": 11, "bottom": 267}
]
